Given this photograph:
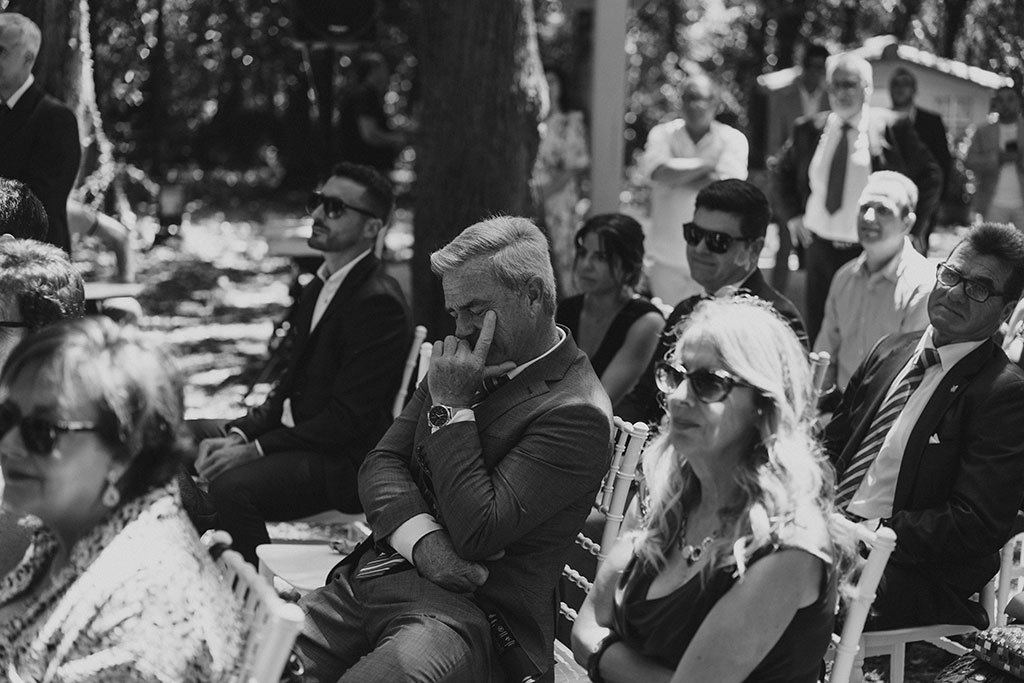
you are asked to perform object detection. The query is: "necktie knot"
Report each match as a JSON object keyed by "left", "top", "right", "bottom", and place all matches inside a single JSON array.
[{"left": 481, "top": 374, "right": 510, "bottom": 398}]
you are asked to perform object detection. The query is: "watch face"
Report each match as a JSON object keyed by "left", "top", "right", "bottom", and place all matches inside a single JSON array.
[{"left": 428, "top": 404, "right": 451, "bottom": 427}]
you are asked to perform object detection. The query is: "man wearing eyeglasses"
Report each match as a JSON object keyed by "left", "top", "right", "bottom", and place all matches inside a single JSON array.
[
  {"left": 191, "top": 162, "right": 411, "bottom": 564},
  {"left": 825, "top": 222, "right": 1024, "bottom": 630},
  {"left": 814, "top": 171, "right": 935, "bottom": 393},
  {"left": 616, "top": 179, "right": 806, "bottom": 424},
  {"left": 772, "top": 52, "right": 940, "bottom": 343}
]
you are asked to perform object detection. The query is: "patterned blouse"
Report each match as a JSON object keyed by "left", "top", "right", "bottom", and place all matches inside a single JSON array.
[{"left": 0, "top": 482, "right": 244, "bottom": 682}]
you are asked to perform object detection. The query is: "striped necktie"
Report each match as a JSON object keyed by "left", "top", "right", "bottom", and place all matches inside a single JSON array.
[{"left": 835, "top": 347, "right": 941, "bottom": 508}]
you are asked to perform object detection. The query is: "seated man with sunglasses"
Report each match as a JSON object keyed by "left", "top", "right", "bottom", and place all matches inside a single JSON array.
[
  {"left": 825, "top": 222, "right": 1024, "bottom": 630},
  {"left": 191, "top": 162, "right": 411, "bottom": 564},
  {"left": 617, "top": 179, "right": 806, "bottom": 425}
]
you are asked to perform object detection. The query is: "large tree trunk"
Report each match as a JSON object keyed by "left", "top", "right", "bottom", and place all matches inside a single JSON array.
[{"left": 411, "top": 0, "right": 544, "bottom": 337}]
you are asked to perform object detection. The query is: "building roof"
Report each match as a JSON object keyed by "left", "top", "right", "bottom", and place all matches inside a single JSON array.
[{"left": 758, "top": 35, "right": 1013, "bottom": 92}]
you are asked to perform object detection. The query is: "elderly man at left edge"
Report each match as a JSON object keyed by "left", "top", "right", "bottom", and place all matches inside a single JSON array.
[
  {"left": 0, "top": 13, "right": 81, "bottom": 253},
  {"left": 296, "top": 215, "right": 613, "bottom": 682}
]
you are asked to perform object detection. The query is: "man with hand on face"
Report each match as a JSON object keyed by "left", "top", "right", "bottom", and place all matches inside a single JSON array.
[
  {"left": 815, "top": 171, "right": 935, "bottom": 394},
  {"left": 617, "top": 179, "right": 806, "bottom": 425},
  {"left": 296, "top": 216, "right": 613, "bottom": 683},
  {"left": 190, "top": 162, "right": 411, "bottom": 564},
  {"left": 826, "top": 222, "right": 1024, "bottom": 630}
]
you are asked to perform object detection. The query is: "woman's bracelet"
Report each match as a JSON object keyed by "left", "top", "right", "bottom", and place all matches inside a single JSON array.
[{"left": 586, "top": 633, "right": 622, "bottom": 683}]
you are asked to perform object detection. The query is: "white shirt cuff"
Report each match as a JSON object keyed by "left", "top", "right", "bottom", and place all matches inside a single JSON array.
[
  {"left": 429, "top": 408, "right": 475, "bottom": 434},
  {"left": 390, "top": 513, "right": 444, "bottom": 563},
  {"left": 228, "top": 427, "right": 248, "bottom": 443}
]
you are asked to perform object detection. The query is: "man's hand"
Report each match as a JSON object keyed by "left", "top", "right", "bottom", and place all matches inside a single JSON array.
[
  {"left": 196, "top": 438, "right": 259, "bottom": 482},
  {"left": 429, "top": 310, "right": 516, "bottom": 407},
  {"left": 788, "top": 215, "right": 813, "bottom": 249},
  {"left": 412, "top": 530, "right": 489, "bottom": 593}
]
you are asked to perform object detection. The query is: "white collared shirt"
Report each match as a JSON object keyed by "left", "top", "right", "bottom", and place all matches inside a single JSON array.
[
  {"left": 390, "top": 326, "right": 569, "bottom": 563},
  {"left": 847, "top": 327, "right": 985, "bottom": 520},
  {"left": 805, "top": 108, "right": 873, "bottom": 242},
  {"left": 310, "top": 249, "right": 371, "bottom": 332},
  {"left": 3, "top": 74, "right": 34, "bottom": 109}
]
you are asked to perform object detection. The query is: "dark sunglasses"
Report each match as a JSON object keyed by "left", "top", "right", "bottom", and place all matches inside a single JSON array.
[
  {"left": 654, "top": 361, "right": 753, "bottom": 404},
  {"left": 306, "top": 191, "right": 380, "bottom": 221},
  {"left": 682, "top": 222, "right": 752, "bottom": 254},
  {"left": 935, "top": 262, "right": 1004, "bottom": 303},
  {"left": 0, "top": 401, "right": 99, "bottom": 454}
]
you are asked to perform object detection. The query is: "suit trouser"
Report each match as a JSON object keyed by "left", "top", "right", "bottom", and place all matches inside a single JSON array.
[
  {"left": 297, "top": 555, "right": 493, "bottom": 682},
  {"left": 805, "top": 236, "right": 862, "bottom": 344},
  {"left": 866, "top": 561, "right": 990, "bottom": 631},
  {"left": 187, "top": 419, "right": 360, "bottom": 564}
]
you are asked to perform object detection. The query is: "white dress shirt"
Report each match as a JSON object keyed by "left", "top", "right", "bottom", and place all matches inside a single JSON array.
[
  {"left": 847, "top": 327, "right": 985, "bottom": 520},
  {"left": 804, "top": 108, "right": 873, "bottom": 243},
  {"left": 2, "top": 74, "right": 34, "bottom": 109}
]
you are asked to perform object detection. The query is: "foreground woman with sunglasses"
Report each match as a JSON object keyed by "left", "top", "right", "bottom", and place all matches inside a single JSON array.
[
  {"left": 572, "top": 296, "right": 852, "bottom": 683},
  {"left": 0, "top": 317, "right": 243, "bottom": 682}
]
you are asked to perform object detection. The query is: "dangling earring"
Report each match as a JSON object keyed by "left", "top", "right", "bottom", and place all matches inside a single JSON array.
[{"left": 102, "top": 473, "right": 121, "bottom": 508}]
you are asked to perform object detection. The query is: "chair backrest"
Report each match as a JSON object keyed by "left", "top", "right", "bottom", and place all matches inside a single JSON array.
[
  {"left": 560, "top": 417, "right": 651, "bottom": 623},
  {"left": 596, "top": 417, "right": 650, "bottom": 563},
  {"left": 392, "top": 325, "right": 428, "bottom": 419},
  {"left": 830, "top": 517, "right": 898, "bottom": 683},
  {"left": 202, "top": 531, "right": 305, "bottom": 683},
  {"left": 995, "top": 531, "right": 1024, "bottom": 626}
]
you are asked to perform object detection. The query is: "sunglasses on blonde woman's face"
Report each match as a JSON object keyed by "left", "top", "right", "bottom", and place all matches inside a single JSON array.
[
  {"left": 0, "top": 401, "right": 99, "bottom": 454},
  {"left": 654, "top": 361, "right": 753, "bottom": 404}
]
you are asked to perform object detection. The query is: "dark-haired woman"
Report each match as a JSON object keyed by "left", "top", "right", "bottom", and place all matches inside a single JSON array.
[
  {"left": 556, "top": 213, "right": 664, "bottom": 410},
  {"left": 0, "top": 317, "right": 242, "bottom": 682}
]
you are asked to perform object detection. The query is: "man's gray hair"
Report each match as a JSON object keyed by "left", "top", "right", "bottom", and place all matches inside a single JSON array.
[
  {"left": 430, "top": 215, "right": 557, "bottom": 314},
  {"left": 827, "top": 52, "right": 873, "bottom": 92},
  {"left": 0, "top": 13, "right": 41, "bottom": 60}
]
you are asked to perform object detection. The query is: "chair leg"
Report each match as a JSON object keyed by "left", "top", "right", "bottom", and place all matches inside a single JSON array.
[{"left": 889, "top": 643, "right": 906, "bottom": 683}]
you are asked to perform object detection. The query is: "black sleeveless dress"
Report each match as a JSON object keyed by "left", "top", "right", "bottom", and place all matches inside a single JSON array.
[
  {"left": 611, "top": 533, "right": 836, "bottom": 682},
  {"left": 556, "top": 295, "right": 662, "bottom": 377}
]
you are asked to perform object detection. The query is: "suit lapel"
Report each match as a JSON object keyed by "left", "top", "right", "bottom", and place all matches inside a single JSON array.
[
  {"left": 0, "top": 83, "right": 43, "bottom": 152},
  {"left": 473, "top": 326, "right": 580, "bottom": 434},
  {"left": 893, "top": 340, "right": 994, "bottom": 507},
  {"left": 302, "top": 254, "right": 379, "bottom": 349}
]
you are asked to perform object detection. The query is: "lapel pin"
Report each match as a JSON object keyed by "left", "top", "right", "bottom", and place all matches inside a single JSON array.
[{"left": 949, "top": 385, "right": 958, "bottom": 393}]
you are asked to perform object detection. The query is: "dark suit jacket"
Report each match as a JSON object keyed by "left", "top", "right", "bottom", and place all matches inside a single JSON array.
[
  {"left": 357, "top": 328, "right": 613, "bottom": 679},
  {"left": 231, "top": 254, "right": 411, "bottom": 468},
  {"left": 764, "top": 79, "right": 830, "bottom": 164},
  {"left": 772, "top": 108, "right": 942, "bottom": 239},
  {"left": 0, "top": 82, "right": 81, "bottom": 252},
  {"left": 825, "top": 332, "right": 1024, "bottom": 601},
  {"left": 912, "top": 107, "right": 952, "bottom": 200},
  {"left": 618, "top": 268, "right": 808, "bottom": 424}
]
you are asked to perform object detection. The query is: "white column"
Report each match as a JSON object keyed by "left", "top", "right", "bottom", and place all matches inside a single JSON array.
[{"left": 589, "top": 0, "right": 628, "bottom": 214}]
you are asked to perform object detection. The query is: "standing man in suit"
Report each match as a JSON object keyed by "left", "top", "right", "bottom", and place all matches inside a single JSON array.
[
  {"left": 888, "top": 66, "right": 953, "bottom": 253},
  {"left": 191, "top": 162, "right": 411, "bottom": 564},
  {"left": 0, "top": 14, "right": 80, "bottom": 253},
  {"left": 640, "top": 73, "right": 748, "bottom": 307},
  {"left": 762, "top": 41, "right": 832, "bottom": 293},
  {"left": 296, "top": 216, "right": 613, "bottom": 682},
  {"left": 825, "top": 223, "right": 1024, "bottom": 629},
  {"left": 617, "top": 179, "right": 806, "bottom": 425},
  {"left": 965, "top": 86, "right": 1024, "bottom": 230},
  {"left": 773, "top": 52, "right": 941, "bottom": 342}
]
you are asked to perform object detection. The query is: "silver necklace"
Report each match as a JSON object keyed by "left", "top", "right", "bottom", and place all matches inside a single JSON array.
[{"left": 677, "top": 518, "right": 717, "bottom": 566}]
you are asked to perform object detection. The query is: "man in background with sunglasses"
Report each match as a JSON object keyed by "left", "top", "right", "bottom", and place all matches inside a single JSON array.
[
  {"left": 772, "top": 52, "right": 940, "bottom": 343},
  {"left": 825, "top": 222, "right": 1024, "bottom": 630},
  {"left": 814, "top": 171, "right": 935, "bottom": 395},
  {"left": 617, "top": 179, "right": 806, "bottom": 425},
  {"left": 191, "top": 162, "right": 411, "bottom": 564}
]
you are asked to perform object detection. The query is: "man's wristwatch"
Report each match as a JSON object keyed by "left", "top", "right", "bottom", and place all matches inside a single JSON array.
[{"left": 427, "top": 404, "right": 458, "bottom": 429}]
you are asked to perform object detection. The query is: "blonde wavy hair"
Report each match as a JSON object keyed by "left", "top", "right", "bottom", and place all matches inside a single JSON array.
[{"left": 633, "top": 295, "right": 843, "bottom": 576}]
